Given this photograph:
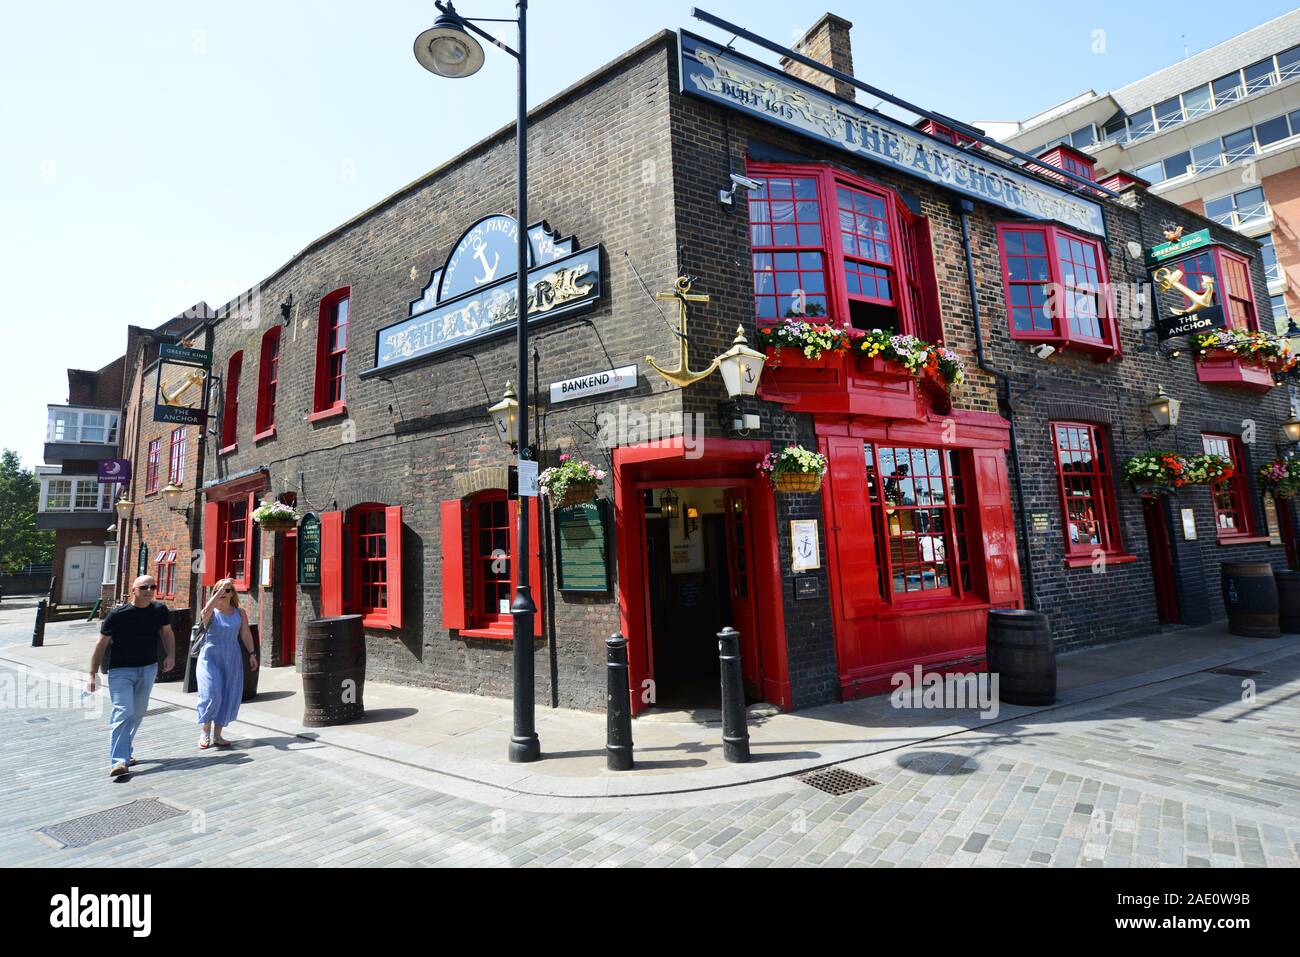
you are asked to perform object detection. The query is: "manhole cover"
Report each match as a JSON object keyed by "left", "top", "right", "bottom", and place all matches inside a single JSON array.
[
  {"left": 1210, "top": 668, "right": 1265, "bottom": 678},
  {"left": 36, "top": 799, "right": 185, "bottom": 849},
  {"left": 797, "top": 767, "right": 879, "bottom": 796},
  {"left": 143, "top": 705, "right": 180, "bottom": 717}
]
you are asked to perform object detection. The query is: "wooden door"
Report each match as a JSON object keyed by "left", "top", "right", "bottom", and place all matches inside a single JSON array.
[
  {"left": 280, "top": 532, "right": 298, "bottom": 665},
  {"left": 1142, "top": 498, "right": 1180, "bottom": 625}
]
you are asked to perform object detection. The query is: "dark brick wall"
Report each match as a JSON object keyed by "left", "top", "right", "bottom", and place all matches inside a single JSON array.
[{"left": 201, "top": 35, "right": 683, "bottom": 712}]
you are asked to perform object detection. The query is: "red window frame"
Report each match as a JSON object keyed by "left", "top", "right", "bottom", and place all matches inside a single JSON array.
[
  {"left": 168, "top": 427, "right": 186, "bottom": 484},
  {"left": 224, "top": 496, "right": 249, "bottom": 586},
  {"left": 220, "top": 351, "right": 242, "bottom": 451},
  {"left": 746, "top": 161, "right": 933, "bottom": 337},
  {"left": 155, "top": 549, "right": 177, "bottom": 600},
  {"left": 864, "top": 444, "right": 976, "bottom": 604},
  {"left": 312, "top": 288, "right": 350, "bottom": 420},
  {"left": 145, "top": 438, "right": 161, "bottom": 495},
  {"left": 1050, "top": 422, "right": 1126, "bottom": 564},
  {"left": 468, "top": 490, "right": 513, "bottom": 633},
  {"left": 1170, "top": 249, "right": 1259, "bottom": 331},
  {"left": 255, "top": 326, "right": 281, "bottom": 439},
  {"left": 996, "top": 222, "right": 1118, "bottom": 355},
  {"left": 1201, "top": 434, "right": 1255, "bottom": 539}
]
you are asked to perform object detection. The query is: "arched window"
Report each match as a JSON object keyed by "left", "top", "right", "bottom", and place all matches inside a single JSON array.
[
  {"left": 255, "top": 326, "right": 281, "bottom": 438},
  {"left": 220, "top": 351, "right": 243, "bottom": 450}
]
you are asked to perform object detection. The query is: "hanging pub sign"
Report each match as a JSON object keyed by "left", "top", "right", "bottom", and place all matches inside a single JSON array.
[
  {"left": 367, "top": 217, "right": 603, "bottom": 376},
  {"left": 153, "top": 343, "right": 212, "bottom": 425},
  {"left": 554, "top": 499, "right": 610, "bottom": 592},
  {"left": 1154, "top": 304, "right": 1225, "bottom": 341},
  {"left": 679, "top": 31, "right": 1106, "bottom": 238},
  {"left": 298, "top": 513, "right": 321, "bottom": 586},
  {"left": 1144, "top": 228, "right": 1212, "bottom": 266},
  {"left": 1151, "top": 255, "right": 1227, "bottom": 341}
]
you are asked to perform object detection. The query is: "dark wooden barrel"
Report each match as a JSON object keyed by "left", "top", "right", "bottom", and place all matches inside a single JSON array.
[
  {"left": 157, "top": 607, "right": 192, "bottom": 682},
  {"left": 986, "top": 609, "right": 1056, "bottom": 706},
  {"left": 1220, "top": 562, "right": 1280, "bottom": 638},
  {"left": 1277, "top": 570, "right": 1300, "bottom": 634},
  {"left": 302, "top": 615, "right": 366, "bottom": 727}
]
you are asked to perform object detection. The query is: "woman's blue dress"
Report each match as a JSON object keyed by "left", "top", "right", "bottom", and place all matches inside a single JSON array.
[{"left": 197, "top": 608, "right": 244, "bottom": 727}]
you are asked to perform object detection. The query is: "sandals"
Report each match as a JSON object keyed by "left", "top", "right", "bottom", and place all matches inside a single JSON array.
[
  {"left": 198, "top": 731, "right": 211, "bottom": 750},
  {"left": 212, "top": 737, "right": 233, "bottom": 748}
]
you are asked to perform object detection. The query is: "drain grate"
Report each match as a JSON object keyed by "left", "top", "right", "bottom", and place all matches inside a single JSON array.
[
  {"left": 797, "top": 767, "right": 879, "bottom": 796},
  {"left": 1210, "top": 668, "right": 1265, "bottom": 678},
  {"left": 36, "top": 799, "right": 185, "bottom": 849},
  {"left": 143, "top": 705, "right": 180, "bottom": 717},
  {"left": 25, "top": 716, "right": 51, "bottom": 724}
]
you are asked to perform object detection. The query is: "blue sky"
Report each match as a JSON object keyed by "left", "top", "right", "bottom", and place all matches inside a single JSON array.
[{"left": 2, "top": 0, "right": 1295, "bottom": 469}]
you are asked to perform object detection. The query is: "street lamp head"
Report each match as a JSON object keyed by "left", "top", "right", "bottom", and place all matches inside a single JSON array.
[
  {"left": 161, "top": 482, "right": 186, "bottom": 510},
  {"left": 114, "top": 496, "right": 134, "bottom": 522},
  {"left": 1147, "top": 385, "right": 1181, "bottom": 430},
  {"left": 717, "top": 324, "right": 767, "bottom": 399},
  {"left": 488, "top": 382, "right": 520, "bottom": 448},
  {"left": 1281, "top": 414, "right": 1300, "bottom": 445},
  {"left": 414, "top": 7, "right": 485, "bottom": 78}
]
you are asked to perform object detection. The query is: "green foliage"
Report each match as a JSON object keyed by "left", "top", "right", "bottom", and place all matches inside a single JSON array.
[{"left": 0, "top": 450, "right": 53, "bottom": 573}]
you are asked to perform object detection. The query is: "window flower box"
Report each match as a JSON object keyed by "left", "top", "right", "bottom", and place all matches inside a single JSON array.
[{"left": 1194, "top": 350, "right": 1278, "bottom": 392}]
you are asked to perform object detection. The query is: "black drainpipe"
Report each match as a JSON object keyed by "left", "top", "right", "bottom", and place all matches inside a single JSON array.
[{"left": 957, "top": 200, "right": 1038, "bottom": 611}]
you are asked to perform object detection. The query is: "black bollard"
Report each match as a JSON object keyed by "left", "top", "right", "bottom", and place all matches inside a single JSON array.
[
  {"left": 717, "top": 626, "right": 750, "bottom": 763},
  {"left": 32, "top": 600, "right": 47, "bottom": 647},
  {"left": 605, "top": 633, "right": 634, "bottom": 771}
]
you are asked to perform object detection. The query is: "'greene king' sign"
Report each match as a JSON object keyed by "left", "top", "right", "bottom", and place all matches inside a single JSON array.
[{"left": 679, "top": 32, "right": 1106, "bottom": 239}]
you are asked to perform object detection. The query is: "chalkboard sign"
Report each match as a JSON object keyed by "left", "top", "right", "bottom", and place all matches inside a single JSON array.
[
  {"left": 554, "top": 499, "right": 610, "bottom": 592},
  {"left": 298, "top": 513, "right": 321, "bottom": 586}
]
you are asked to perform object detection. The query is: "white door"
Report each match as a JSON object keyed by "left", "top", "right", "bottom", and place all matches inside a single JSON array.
[{"left": 62, "top": 547, "right": 105, "bottom": 604}]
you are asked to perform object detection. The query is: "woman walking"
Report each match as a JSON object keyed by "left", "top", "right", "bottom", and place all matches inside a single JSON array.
[{"left": 196, "top": 578, "right": 258, "bottom": 749}]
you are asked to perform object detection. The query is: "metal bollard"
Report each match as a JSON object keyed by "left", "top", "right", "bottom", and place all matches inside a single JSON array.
[
  {"left": 605, "top": 633, "right": 634, "bottom": 771},
  {"left": 33, "top": 599, "right": 47, "bottom": 647},
  {"left": 717, "top": 626, "right": 750, "bottom": 763}
]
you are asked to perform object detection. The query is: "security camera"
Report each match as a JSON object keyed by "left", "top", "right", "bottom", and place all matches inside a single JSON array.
[
  {"left": 1032, "top": 343, "right": 1057, "bottom": 360},
  {"left": 719, "top": 173, "right": 765, "bottom": 205}
]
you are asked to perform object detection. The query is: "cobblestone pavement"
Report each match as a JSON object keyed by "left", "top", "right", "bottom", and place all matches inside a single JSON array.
[{"left": 2, "top": 647, "right": 1298, "bottom": 867}]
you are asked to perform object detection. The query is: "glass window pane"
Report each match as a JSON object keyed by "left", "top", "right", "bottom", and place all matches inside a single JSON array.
[
  {"left": 1154, "top": 96, "right": 1183, "bottom": 128},
  {"left": 1163, "top": 151, "right": 1191, "bottom": 179},
  {"left": 1183, "top": 84, "right": 1213, "bottom": 117},
  {"left": 1256, "top": 115, "right": 1289, "bottom": 146},
  {"left": 1213, "top": 72, "right": 1242, "bottom": 104}
]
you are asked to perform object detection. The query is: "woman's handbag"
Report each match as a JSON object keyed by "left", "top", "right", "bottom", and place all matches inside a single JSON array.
[{"left": 183, "top": 620, "right": 208, "bottom": 694}]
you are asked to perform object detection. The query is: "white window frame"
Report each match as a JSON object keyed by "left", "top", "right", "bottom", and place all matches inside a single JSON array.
[
  {"left": 103, "top": 542, "right": 119, "bottom": 586},
  {"left": 45, "top": 407, "right": 120, "bottom": 445},
  {"left": 39, "top": 477, "right": 114, "bottom": 513}
]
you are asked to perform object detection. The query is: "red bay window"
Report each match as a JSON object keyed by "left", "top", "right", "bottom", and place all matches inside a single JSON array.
[
  {"left": 312, "top": 288, "right": 350, "bottom": 420},
  {"left": 1050, "top": 422, "right": 1129, "bottom": 565},
  {"left": 220, "top": 352, "right": 242, "bottom": 451},
  {"left": 996, "top": 223, "right": 1118, "bottom": 356},
  {"left": 747, "top": 162, "right": 938, "bottom": 338},
  {"left": 255, "top": 326, "right": 281, "bottom": 439}
]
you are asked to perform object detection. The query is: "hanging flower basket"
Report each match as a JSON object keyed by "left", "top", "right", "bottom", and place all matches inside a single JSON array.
[
  {"left": 538, "top": 455, "right": 605, "bottom": 509},
  {"left": 252, "top": 500, "right": 301, "bottom": 533},
  {"left": 774, "top": 472, "right": 824, "bottom": 494},
  {"left": 554, "top": 483, "right": 598, "bottom": 509},
  {"left": 758, "top": 444, "right": 827, "bottom": 494},
  {"left": 1259, "top": 457, "right": 1300, "bottom": 499}
]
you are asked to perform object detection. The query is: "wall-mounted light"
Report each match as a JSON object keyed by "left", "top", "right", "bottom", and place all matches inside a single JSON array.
[
  {"left": 718, "top": 324, "right": 766, "bottom": 399},
  {"left": 114, "top": 496, "right": 134, "bottom": 523},
  {"left": 1281, "top": 414, "right": 1300, "bottom": 445},
  {"left": 161, "top": 483, "right": 191, "bottom": 523},
  {"left": 658, "top": 488, "right": 680, "bottom": 522},
  {"left": 684, "top": 505, "right": 700, "bottom": 539},
  {"left": 1146, "top": 385, "right": 1181, "bottom": 431},
  {"left": 488, "top": 382, "right": 520, "bottom": 450},
  {"left": 280, "top": 293, "right": 294, "bottom": 325}
]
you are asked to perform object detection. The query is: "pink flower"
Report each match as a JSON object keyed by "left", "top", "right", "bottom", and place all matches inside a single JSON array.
[{"left": 560, "top": 454, "right": 570, "bottom": 462}]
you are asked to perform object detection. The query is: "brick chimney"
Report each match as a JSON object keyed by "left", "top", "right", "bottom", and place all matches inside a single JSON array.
[{"left": 780, "top": 13, "right": 855, "bottom": 101}]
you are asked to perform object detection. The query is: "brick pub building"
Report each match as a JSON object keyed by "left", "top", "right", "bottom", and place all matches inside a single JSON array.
[{"left": 173, "top": 14, "right": 1294, "bottom": 716}]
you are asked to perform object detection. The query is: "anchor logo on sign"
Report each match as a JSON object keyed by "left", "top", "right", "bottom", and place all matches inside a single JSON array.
[
  {"left": 472, "top": 237, "right": 501, "bottom": 286},
  {"left": 1152, "top": 267, "right": 1216, "bottom": 317}
]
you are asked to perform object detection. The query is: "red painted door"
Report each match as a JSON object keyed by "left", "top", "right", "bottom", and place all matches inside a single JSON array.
[
  {"left": 280, "top": 532, "right": 298, "bottom": 664},
  {"left": 724, "top": 488, "right": 762, "bottom": 698},
  {"left": 1278, "top": 498, "right": 1299, "bottom": 569},
  {"left": 1142, "top": 498, "right": 1180, "bottom": 625}
]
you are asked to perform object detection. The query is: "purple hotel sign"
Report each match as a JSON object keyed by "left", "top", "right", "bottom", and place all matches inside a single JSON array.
[{"left": 98, "top": 459, "right": 131, "bottom": 483}]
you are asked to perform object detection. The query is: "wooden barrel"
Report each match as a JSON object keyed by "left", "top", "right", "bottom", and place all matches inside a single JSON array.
[
  {"left": 986, "top": 609, "right": 1056, "bottom": 706},
  {"left": 1277, "top": 570, "right": 1300, "bottom": 634},
  {"left": 301, "top": 615, "right": 366, "bottom": 727},
  {"left": 1220, "top": 562, "right": 1280, "bottom": 638}
]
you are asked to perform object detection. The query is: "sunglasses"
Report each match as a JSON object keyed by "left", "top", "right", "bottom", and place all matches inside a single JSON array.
[
  {"left": 222, "top": 588, "right": 235, "bottom": 595},
  {"left": 136, "top": 585, "right": 156, "bottom": 591}
]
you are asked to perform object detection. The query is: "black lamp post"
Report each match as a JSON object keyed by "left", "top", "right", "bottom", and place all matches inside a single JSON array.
[{"left": 415, "top": 0, "right": 540, "bottom": 763}]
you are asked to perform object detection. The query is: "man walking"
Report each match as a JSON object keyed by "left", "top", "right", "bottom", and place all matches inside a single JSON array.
[{"left": 88, "top": 576, "right": 175, "bottom": 778}]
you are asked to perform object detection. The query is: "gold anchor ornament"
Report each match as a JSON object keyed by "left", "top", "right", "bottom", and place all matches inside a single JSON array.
[
  {"left": 1152, "top": 267, "right": 1216, "bottom": 316},
  {"left": 647, "top": 276, "right": 720, "bottom": 388}
]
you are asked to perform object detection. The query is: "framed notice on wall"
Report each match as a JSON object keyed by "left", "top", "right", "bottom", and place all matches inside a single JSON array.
[
  {"left": 554, "top": 499, "right": 610, "bottom": 592},
  {"left": 298, "top": 513, "right": 321, "bottom": 586}
]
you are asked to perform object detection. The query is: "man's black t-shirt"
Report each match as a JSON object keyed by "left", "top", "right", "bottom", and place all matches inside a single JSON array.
[{"left": 100, "top": 602, "right": 170, "bottom": 669}]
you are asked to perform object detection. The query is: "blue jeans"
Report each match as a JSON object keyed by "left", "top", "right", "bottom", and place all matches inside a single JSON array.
[{"left": 107, "top": 665, "right": 156, "bottom": 768}]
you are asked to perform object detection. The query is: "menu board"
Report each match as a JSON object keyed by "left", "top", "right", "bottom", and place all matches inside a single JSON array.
[
  {"left": 298, "top": 513, "right": 321, "bottom": 586},
  {"left": 554, "top": 500, "right": 610, "bottom": 592}
]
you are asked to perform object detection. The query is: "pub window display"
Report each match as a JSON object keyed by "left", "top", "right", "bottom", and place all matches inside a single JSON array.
[
  {"left": 1050, "top": 422, "right": 1125, "bottom": 561},
  {"left": 747, "top": 163, "right": 940, "bottom": 340}
]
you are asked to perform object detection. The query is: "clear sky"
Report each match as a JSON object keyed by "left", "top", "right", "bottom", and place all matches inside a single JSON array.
[{"left": 2, "top": 0, "right": 1295, "bottom": 470}]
